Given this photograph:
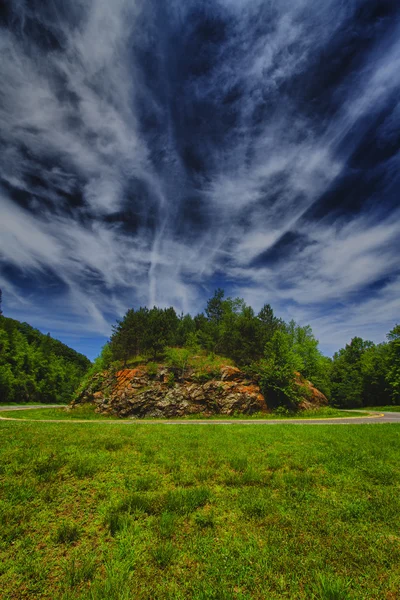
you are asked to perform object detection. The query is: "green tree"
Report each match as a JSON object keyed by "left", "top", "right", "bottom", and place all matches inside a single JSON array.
[
  {"left": 386, "top": 325, "right": 400, "bottom": 404},
  {"left": 110, "top": 308, "right": 148, "bottom": 365},
  {"left": 259, "top": 329, "right": 298, "bottom": 409},
  {"left": 257, "top": 303, "right": 283, "bottom": 348},
  {"left": 330, "top": 337, "right": 374, "bottom": 408},
  {"left": 205, "top": 288, "right": 225, "bottom": 324},
  {"left": 176, "top": 313, "right": 195, "bottom": 346},
  {"left": 0, "top": 316, "right": 90, "bottom": 404},
  {"left": 142, "top": 307, "right": 179, "bottom": 359}
]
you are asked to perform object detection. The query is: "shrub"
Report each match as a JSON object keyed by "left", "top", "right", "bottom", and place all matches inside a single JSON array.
[
  {"left": 146, "top": 362, "right": 158, "bottom": 377},
  {"left": 165, "top": 347, "right": 191, "bottom": 378},
  {"left": 166, "top": 372, "right": 175, "bottom": 387}
]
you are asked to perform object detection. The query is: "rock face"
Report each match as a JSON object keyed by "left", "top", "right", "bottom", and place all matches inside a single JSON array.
[
  {"left": 75, "top": 365, "right": 267, "bottom": 418},
  {"left": 295, "top": 372, "right": 328, "bottom": 410},
  {"left": 74, "top": 364, "right": 328, "bottom": 419}
]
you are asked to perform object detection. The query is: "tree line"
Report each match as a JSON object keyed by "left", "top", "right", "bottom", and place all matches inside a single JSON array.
[
  {"left": 0, "top": 315, "right": 91, "bottom": 404},
  {"left": 1, "top": 287, "right": 398, "bottom": 409},
  {"left": 105, "top": 290, "right": 329, "bottom": 408},
  {"left": 329, "top": 330, "right": 400, "bottom": 408},
  {"left": 105, "top": 289, "right": 400, "bottom": 409}
]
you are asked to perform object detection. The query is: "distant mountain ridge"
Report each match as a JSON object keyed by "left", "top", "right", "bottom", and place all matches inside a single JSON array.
[{"left": 0, "top": 316, "right": 91, "bottom": 404}]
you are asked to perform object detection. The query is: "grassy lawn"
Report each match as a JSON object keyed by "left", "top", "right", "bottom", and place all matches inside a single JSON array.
[
  {"left": 0, "top": 402, "right": 59, "bottom": 407},
  {"left": 1, "top": 422, "right": 399, "bottom": 599},
  {"left": 366, "top": 406, "right": 400, "bottom": 413},
  {"left": 0, "top": 405, "right": 366, "bottom": 421},
  {"left": 0, "top": 404, "right": 115, "bottom": 421}
]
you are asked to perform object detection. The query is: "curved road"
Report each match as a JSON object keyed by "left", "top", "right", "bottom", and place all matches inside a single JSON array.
[{"left": 0, "top": 405, "right": 400, "bottom": 424}]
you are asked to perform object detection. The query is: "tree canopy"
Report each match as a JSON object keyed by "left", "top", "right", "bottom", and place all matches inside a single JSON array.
[
  {"left": 3, "top": 288, "right": 398, "bottom": 409},
  {"left": 107, "top": 290, "right": 399, "bottom": 409},
  {"left": 0, "top": 316, "right": 91, "bottom": 404}
]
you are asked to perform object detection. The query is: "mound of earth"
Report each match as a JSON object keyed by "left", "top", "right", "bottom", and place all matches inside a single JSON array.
[{"left": 73, "top": 364, "right": 327, "bottom": 418}]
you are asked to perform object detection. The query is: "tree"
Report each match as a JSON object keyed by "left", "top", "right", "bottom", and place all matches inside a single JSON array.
[
  {"left": 360, "top": 343, "right": 389, "bottom": 406},
  {"left": 386, "top": 325, "right": 400, "bottom": 404},
  {"left": 176, "top": 313, "right": 195, "bottom": 347},
  {"left": 205, "top": 288, "right": 225, "bottom": 324},
  {"left": 330, "top": 337, "right": 374, "bottom": 408},
  {"left": 0, "top": 316, "right": 90, "bottom": 403},
  {"left": 110, "top": 310, "right": 138, "bottom": 365},
  {"left": 141, "top": 307, "right": 179, "bottom": 359},
  {"left": 257, "top": 303, "right": 282, "bottom": 347},
  {"left": 259, "top": 329, "right": 298, "bottom": 409}
]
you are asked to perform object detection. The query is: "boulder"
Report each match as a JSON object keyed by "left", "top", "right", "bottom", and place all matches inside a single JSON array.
[
  {"left": 220, "top": 365, "right": 243, "bottom": 382},
  {"left": 295, "top": 372, "right": 328, "bottom": 409}
]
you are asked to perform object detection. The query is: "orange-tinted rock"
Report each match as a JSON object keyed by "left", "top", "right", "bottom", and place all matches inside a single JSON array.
[
  {"left": 295, "top": 372, "right": 328, "bottom": 409},
  {"left": 236, "top": 384, "right": 268, "bottom": 411},
  {"left": 220, "top": 365, "right": 243, "bottom": 381},
  {"left": 75, "top": 363, "right": 327, "bottom": 418}
]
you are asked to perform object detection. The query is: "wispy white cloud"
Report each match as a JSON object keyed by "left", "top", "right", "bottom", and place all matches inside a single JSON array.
[{"left": 0, "top": 0, "right": 399, "bottom": 354}]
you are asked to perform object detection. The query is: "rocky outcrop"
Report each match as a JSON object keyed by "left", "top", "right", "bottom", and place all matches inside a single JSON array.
[
  {"left": 74, "top": 364, "right": 328, "bottom": 419},
  {"left": 74, "top": 365, "right": 267, "bottom": 418},
  {"left": 295, "top": 372, "right": 328, "bottom": 410}
]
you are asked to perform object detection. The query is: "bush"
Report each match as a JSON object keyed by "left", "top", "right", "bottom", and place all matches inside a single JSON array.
[
  {"left": 164, "top": 348, "right": 191, "bottom": 378},
  {"left": 146, "top": 362, "right": 158, "bottom": 377},
  {"left": 257, "top": 330, "right": 300, "bottom": 409}
]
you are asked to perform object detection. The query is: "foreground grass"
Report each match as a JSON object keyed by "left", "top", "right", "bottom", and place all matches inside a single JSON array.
[
  {"left": 0, "top": 405, "right": 366, "bottom": 421},
  {"left": 0, "top": 422, "right": 399, "bottom": 600}
]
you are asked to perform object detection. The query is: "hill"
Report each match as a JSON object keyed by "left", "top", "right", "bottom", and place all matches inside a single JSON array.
[
  {"left": 0, "top": 316, "right": 91, "bottom": 404},
  {"left": 74, "top": 353, "right": 327, "bottom": 418}
]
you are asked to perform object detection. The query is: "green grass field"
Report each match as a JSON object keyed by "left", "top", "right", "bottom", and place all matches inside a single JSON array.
[
  {"left": 366, "top": 406, "right": 400, "bottom": 413},
  {"left": 0, "top": 404, "right": 366, "bottom": 421},
  {"left": 1, "top": 421, "right": 399, "bottom": 599}
]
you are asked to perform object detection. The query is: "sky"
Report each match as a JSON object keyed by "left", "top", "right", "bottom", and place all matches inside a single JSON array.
[{"left": 0, "top": 0, "right": 399, "bottom": 360}]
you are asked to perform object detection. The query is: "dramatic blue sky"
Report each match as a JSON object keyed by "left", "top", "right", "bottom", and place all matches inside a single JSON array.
[{"left": 0, "top": 0, "right": 399, "bottom": 360}]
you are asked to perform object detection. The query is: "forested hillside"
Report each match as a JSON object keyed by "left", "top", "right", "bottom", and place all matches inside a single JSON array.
[
  {"left": 93, "top": 289, "right": 400, "bottom": 410},
  {"left": 0, "top": 316, "right": 91, "bottom": 404},
  {"left": 2, "top": 288, "right": 398, "bottom": 409}
]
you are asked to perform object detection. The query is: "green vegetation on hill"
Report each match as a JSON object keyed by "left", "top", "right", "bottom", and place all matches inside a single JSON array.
[
  {"left": 0, "top": 421, "right": 399, "bottom": 599},
  {"left": 0, "top": 316, "right": 91, "bottom": 404},
  {"left": 2, "top": 288, "right": 399, "bottom": 410},
  {"left": 102, "top": 290, "right": 332, "bottom": 411},
  {"left": 96, "top": 289, "right": 400, "bottom": 410}
]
